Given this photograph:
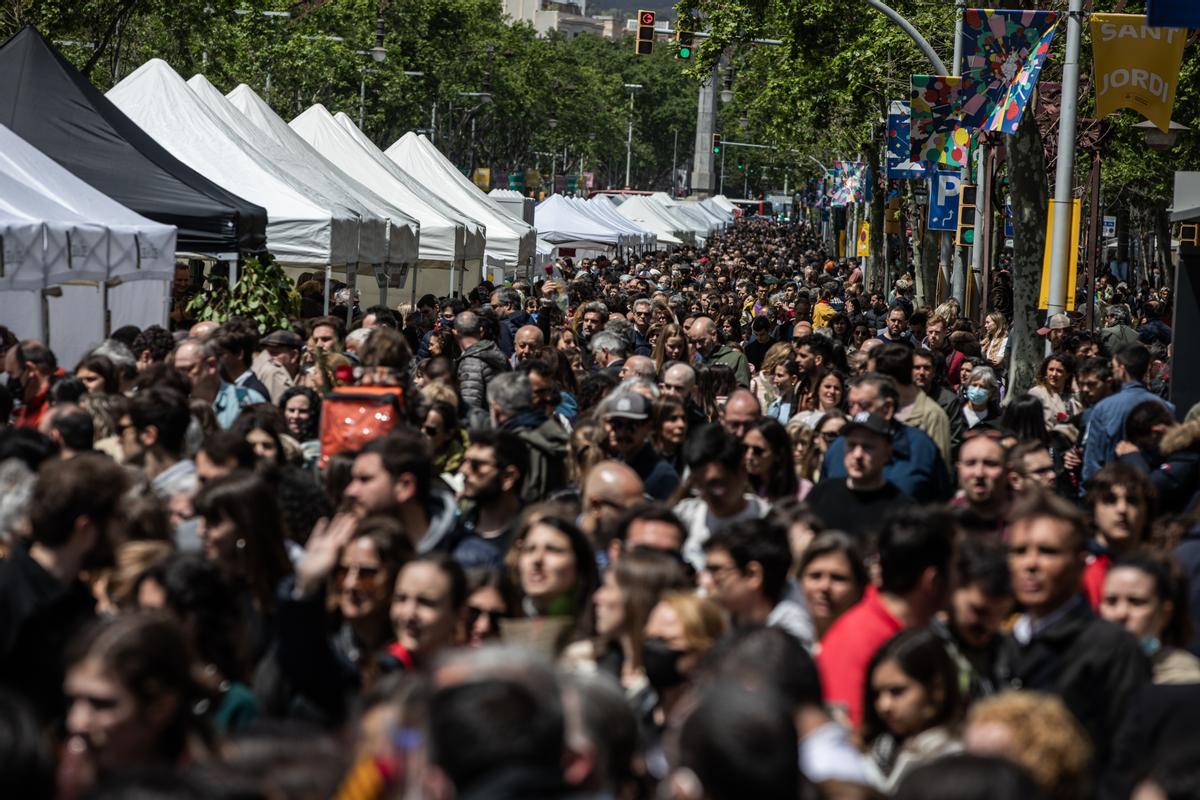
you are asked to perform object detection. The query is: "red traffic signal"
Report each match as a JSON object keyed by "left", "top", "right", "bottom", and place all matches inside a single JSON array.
[{"left": 636, "top": 9, "right": 656, "bottom": 55}]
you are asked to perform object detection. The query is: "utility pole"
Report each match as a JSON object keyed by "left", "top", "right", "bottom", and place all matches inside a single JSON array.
[
  {"left": 1047, "top": 0, "right": 1084, "bottom": 317},
  {"left": 672, "top": 128, "right": 679, "bottom": 196},
  {"left": 624, "top": 83, "right": 642, "bottom": 189},
  {"left": 948, "top": 0, "right": 968, "bottom": 307}
]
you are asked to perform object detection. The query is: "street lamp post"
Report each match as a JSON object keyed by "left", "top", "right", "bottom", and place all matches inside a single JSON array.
[
  {"left": 357, "top": 17, "right": 388, "bottom": 130},
  {"left": 624, "top": 83, "right": 643, "bottom": 190}
]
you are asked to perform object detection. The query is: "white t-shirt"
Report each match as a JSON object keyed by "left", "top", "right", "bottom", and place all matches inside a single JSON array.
[{"left": 674, "top": 494, "right": 770, "bottom": 569}]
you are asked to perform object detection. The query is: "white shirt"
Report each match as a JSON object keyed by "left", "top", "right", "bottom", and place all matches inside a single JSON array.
[{"left": 674, "top": 494, "right": 769, "bottom": 569}]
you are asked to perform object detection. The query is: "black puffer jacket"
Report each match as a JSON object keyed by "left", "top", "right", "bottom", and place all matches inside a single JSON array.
[{"left": 457, "top": 339, "right": 509, "bottom": 412}]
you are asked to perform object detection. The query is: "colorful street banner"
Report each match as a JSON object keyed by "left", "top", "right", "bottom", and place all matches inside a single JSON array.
[
  {"left": 1092, "top": 14, "right": 1187, "bottom": 133},
  {"left": 887, "top": 100, "right": 931, "bottom": 180},
  {"left": 1039, "top": 199, "right": 1081, "bottom": 311},
  {"left": 960, "top": 9, "right": 1059, "bottom": 134},
  {"left": 1147, "top": 0, "right": 1200, "bottom": 29},
  {"left": 910, "top": 75, "right": 971, "bottom": 169},
  {"left": 856, "top": 222, "right": 871, "bottom": 257},
  {"left": 830, "top": 161, "right": 870, "bottom": 207}
]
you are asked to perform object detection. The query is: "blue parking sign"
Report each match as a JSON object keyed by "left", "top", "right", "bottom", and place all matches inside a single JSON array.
[{"left": 927, "top": 172, "right": 961, "bottom": 232}]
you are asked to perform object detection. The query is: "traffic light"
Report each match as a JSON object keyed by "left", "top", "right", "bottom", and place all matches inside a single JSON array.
[
  {"left": 711, "top": 133, "right": 721, "bottom": 154},
  {"left": 636, "top": 10, "right": 656, "bottom": 56},
  {"left": 676, "top": 29, "right": 694, "bottom": 60},
  {"left": 956, "top": 183, "right": 978, "bottom": 247}
]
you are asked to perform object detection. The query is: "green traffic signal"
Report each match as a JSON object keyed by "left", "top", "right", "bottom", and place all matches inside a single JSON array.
[
  {"left": 679, "top": 45, "right": 692, "bottom": 58},
  {"left": 961, "top": 229, "right": 975, "bottom": 246}
]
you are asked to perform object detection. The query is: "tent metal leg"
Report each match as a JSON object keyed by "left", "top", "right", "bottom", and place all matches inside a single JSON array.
[
  {"left": 410, "top": 263, "right": 418, "bottom": 309},
  {"left": 346, "top": 268, "right": 356, "bottom": 327},
  {"left": 380, "top": 265, "right": 389, "bottom": 307},
  {"left": 323, "top": 265, "right": 332, "bottom": 316}
]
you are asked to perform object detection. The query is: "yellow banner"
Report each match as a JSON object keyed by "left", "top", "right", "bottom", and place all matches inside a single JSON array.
[
  {"left": 856, "top": 222, "right": 871, "bottom": 257},
  {"left": 471, "top": 167, "right": 491, "bottom": 191},
  {"left": 885, "top": 197, "right": 901, "bottom": 235},
  {"left": 1092, "top": 13, "right": 1187, "bottom": 133},
  {"left": 1039, "top": 199, "right": 1081, "bottom": 311}
]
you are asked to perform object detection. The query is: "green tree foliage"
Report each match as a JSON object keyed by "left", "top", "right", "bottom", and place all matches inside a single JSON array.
[
  {"left": 1, "top": 0, "right": 698, "bottom": 191},
  {"left": 185, "top": 255, "right": 299, "bottom": 331}
]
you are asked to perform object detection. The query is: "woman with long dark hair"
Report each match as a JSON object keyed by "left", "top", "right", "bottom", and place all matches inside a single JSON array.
[
  {"left": 512, "top": 513, "right": 600, "bottom": 651},
  {"left": 743, "top": 418, "right": 800, "bottom": 501},
  {"left": 278, "top": 385, "right": 322, "bottom": 459},
  {"left": 861, "top": 628, "right": 964, "bottom": 793}
]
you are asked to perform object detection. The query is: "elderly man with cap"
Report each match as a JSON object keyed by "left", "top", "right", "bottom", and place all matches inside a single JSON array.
[
  {"left": 600, "top": 392, "right": 679, "bottom": 501},
  {"left": 253, "top": 329, "right": 303, "bottom": 404},
  {"left": 806, "top": 411, "right": 916, "bottom": 540},
  {"left": 1037, "top": 312, "right": 1072, "bottom": 352}
]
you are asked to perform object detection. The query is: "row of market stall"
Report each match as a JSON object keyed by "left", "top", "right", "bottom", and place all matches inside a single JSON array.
[
  {"left": 525, "top": 192, "right": 735, "bottom": 255},
  {"left": 0, "top": 25, "right": 733, "bottom": 364}
]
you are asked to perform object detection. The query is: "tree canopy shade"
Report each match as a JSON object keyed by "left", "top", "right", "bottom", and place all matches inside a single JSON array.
[{"left": 0, "top": 27, "right": 267, "bottom": 253}]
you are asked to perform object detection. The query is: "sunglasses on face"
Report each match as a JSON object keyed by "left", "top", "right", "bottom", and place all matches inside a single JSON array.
[{"left": 335, "top": 564, "right": 383, "bottom": 582}]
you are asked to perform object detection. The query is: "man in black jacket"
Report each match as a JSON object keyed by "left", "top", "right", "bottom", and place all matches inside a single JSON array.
[
  {"left": 0, "top": 454, "right": 130, "bottom": 722},
  {"left": 1005, "top": 491, "right": 1150, "bottom": 769}
]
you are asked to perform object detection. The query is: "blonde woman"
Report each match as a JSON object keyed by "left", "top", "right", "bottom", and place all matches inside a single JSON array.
[
  {"left": 980, "top": 311, "right": 1009, "bottom": 371},
  {"left": 752, "top": 342, "right": 795, "bottom": 409}
]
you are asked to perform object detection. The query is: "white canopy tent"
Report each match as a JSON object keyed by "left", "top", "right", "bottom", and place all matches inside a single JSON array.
[
  {"left": 567, "top": 197, "right": 639, "bottom": 251},
  {"left": 685, "top": 198, "right": 729, "bottom": 231},
  {"left": 612, "top": 195, "right": 688, "bottom": 245},
  {"left": 385, "top": 132, "right": 536, "bottom": 277},
  {"left": 534, "top": 194, "right": 623, "bottom": 250},
  {"left": 332, "top": 111, "right": 487, "bottom": 263},
  {"left": 578, "top": 197, "right": 656, "bottom": 251},
  {"left": 709, "top": 194, "right": 738, "bottom": 215},
  {"left": 288, "top": 104, "right": 485, "bottom": 299},
  {"left": 652, "top": 193, "right": 714, "bottom": 243},
  {"left": 108, "top": 60, "right": 361, "bottom": 268},
  {"left": 218, "top": 81, "right": 420, "bottom": 276},
  {"left": 488, "top": 189, "right": 534, "bottom": 225},
  {"left": 185, "top": 73, "right": 389, "bottom": 270},
  {"left": 0, "top": 123, "right": 178, "bottom": 363},
  {"left": 701, "top": 196, "right": 735, "bottom": 223}
]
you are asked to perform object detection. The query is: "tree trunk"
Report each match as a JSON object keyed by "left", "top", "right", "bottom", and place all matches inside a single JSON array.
[
  {"left": 1005, "top": 103, "right": 1049, "bottom": 398},
  {"left": 869, "top": 147, "right": 885, "bottom": 289},
  {"left": 916, "top": 215, "right": 940, "bottom": 307}
]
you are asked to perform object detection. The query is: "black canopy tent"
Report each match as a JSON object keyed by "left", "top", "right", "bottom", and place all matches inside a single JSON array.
[{"left": 0, "top": 26, "right": 267, "bottom": 253}]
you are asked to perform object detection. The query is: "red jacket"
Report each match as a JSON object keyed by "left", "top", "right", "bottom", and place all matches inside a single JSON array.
[{"left": 817, "top": 585, "right": 905, "bottom": 730}]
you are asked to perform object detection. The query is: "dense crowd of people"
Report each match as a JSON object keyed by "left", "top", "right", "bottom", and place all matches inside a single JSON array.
[{"left": 0, "top": 216, "right": 1194, "bottom": 800}]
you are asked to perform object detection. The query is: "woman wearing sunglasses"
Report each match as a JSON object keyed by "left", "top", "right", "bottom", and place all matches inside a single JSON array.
[
  {"left": 264, "top": 514, "right": 411, "bottom": 725},
  {"left": 743, "top": 418, "right": 800, "bottom": 502}
]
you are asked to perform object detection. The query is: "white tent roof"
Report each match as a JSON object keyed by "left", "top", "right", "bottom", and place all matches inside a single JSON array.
[
  {"left": 221, "top": 83, "right": 420, "bottom": 269},
  {"left": 709, "top": 194, "right": 737, "bottom": 214},
  {"left": 579, "top": 197, "right": 656, "bottom": 249},
  {"left": 701, "top": 197, "right": 735, "bottom": 223},
  {"left": 0, "top": 169, "right": 122, "bottom": 286},
  {"left": 186, "top": 74, "right": 387, "bottom": 267},
  {"left": 385, "top": 132, "right": 535, "bottom": 267},
  {"left": 108, "top": 60, "right": 360, "bottom": 266},
  {"left": 684, "top": 198, "right": 728, "bottom": 230},
  {"left": 652, "top": 192, "right": 714, "bottom": 237},
  {"left": 612, "top": 195, "right": 686, "bottom": 245},
  {"left": 535, "top": 194, "right": 622, "bottom": 249},
  {"left": 289, "top": 106, "right": 484, "bottom": 266},
  {"left": 0, "top": 123, "right": 177, "bottom": 284},
  {"left": 566, "top": 197, "right": 637, "bottom": 249},
  {"left": 0, "top": 212, "right": 54, "bottom": 291}
]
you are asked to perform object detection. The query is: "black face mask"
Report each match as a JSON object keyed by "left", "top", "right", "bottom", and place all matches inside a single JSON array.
[{"left": 642, "top": 638, "right": 688, "bottom": 691}]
